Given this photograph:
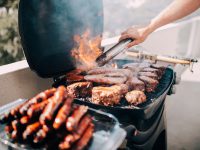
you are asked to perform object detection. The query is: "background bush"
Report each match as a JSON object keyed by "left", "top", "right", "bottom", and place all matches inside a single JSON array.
[{"left": 0, "top": 0, "right": 24, "bottom": 66}]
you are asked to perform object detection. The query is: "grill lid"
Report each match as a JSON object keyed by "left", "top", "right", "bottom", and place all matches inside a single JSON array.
[{"left": 18, "top": 0, "right": 103, "bottom": 78}]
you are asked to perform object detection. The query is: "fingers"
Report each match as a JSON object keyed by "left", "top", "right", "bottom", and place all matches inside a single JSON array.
[
  {"left": 119, "top": 34, "right": 133, "bottom": 42},
  {"left": 127, "top": 40, "right": 139, "bottom": 48}
]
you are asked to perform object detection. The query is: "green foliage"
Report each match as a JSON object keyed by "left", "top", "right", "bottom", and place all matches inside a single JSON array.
[{"left": 0, "top": 0, "right": 24, "bottom": 66}]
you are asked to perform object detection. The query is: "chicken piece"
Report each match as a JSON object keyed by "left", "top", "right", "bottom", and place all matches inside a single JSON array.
[
  {"left": 126, "top": 77, "right": 145, "bottom": 92},
  {"left": 125, "top": 90, "right": 147, "bottom": 105},
  {"left": 139, "top": 76, "right": 159, "bottom": 92},
  {"left": 67, "top": 82, "right": 93, "bottom": 98},
  {"left": 138, "top": 72, "right": 158, "bottom": 80},
  {"left": 91, "top": 86, "right": 121, "bottom": 106},
  {"left": 84, "top": 73, "right": 127, "bottom": 85}
]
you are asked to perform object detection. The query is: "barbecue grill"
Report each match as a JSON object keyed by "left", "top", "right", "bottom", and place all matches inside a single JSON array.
[{"left": 17, "top": 1, "right": 192, "bottom": 150}]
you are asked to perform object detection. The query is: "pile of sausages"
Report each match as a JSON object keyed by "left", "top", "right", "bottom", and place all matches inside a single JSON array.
[{"left": 0, "top": 86, "right": 94, "bottom": 150}]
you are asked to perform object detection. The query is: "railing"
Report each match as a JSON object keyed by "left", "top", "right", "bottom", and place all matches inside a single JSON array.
[{"left": 0, "top": 16, "right": 199, "bottom": 106}]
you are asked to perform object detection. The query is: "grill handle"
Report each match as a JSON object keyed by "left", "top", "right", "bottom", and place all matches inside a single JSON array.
[{"left": 96, "top": 39, "right": 133, "bottom": 66}]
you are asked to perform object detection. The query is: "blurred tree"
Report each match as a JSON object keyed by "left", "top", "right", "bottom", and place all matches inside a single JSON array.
[{"left": 0, "top": 0, "right": 24, "bottom": 66}]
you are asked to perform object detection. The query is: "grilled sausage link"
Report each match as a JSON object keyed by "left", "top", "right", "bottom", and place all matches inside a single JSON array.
[
  {"left": 66, "top": 106, "right": 88, "bottom": 132},
  {"left": 59, "top": 115, "right": 92, "bottom": 149},
  {"left": 20, "top": 88, "right": 56, "bottom": 115},
  {"left": 33, "top": 124, "right": 51, "bottom": 144},
  {"left": 40, "top": 86, "right": 66, "bottom": 125},
  {"left": 72, "top": 123, "right": 94, "bottom": 150},
  {"left": 5, "top": 124, "right": 13, "bottom": 134},
  {"left": 27, "top": 100, "right": 49, "bottom": 118},
  {"left": 53, "top": 95, "right": 74, "bottom": 129},
  {"left": 23, "top": 122, "right": 42, "bottom": 140}
]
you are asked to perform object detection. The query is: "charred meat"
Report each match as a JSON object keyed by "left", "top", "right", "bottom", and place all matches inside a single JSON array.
[
  {"left": 67, "top": 82, "right": 93, "bottom": 98},
  {"left": 125, "top": 90, "right": 147, "bottom": 105}
]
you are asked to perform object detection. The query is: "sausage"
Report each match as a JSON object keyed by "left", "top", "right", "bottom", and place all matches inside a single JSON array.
[
  {"left": 27, "top": 100, "right": 49, "bottom": 118},
  {"left": 39, "top": 86, "right": 66, "bottom": 125},
  {"left": 5, "top": 124, "right": 13, "bottom": 134},
  {"left": 23, "top": 122, "right": 42, "bottom": 140},
  {"left": 66, "top": 106, "right": 88, "bottom": 132},
  {"left": 59, "top": 115, "right": 92, "bottom": 149},
  {"left": 33, "top": 124, "right": 51, "bottom": 143},
  {"left": 0, "top": 112, "right": 14, "bottom": 124},
  {"left": 20, "top": 88, "right": 56, "bottom": 115},
  {"left": 53, "top": 95, "right": 74, "bottom": 129},
  {"left": 72, "top": 123, "right": 94, "bottom": 150}
]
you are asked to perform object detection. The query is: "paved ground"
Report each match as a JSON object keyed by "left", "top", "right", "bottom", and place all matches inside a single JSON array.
[{"left": 166, "top": 61, "right": 200, "bottom": 150}]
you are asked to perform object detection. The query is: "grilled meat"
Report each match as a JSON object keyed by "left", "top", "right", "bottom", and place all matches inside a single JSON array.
[
  {"left": 112, "top": 84, "right": 129, "bottom": 95},
  {"left": 125, "top": 90, "right": 147, "bottom": 105},
  {"left": 91, "top": 86, "right": 121, "bottom": 106},
  {"left": 23, "top": 122, "right": 42, "bottom": 140},
  {"left": 20, "top": 88, "right": 56, "bottom": 115},
  {"left": 139, "top": 76, "right": 159, "bottom": 92},
  {"left": 40, "top": 86, "right": 66, "bottom": 125},
  {"left": 2, "top": 86, "right": 94, "bottom": 149},
  {"left": 59, "top": 115, "right": 92, "bottom": 149},
  {"left": 138, "top": 72, "right": 158, "bottom": 80},
  {"left": 141, "top": 67, "right": 162, "bottom": 79},
  {"left": 71, "top": 123, "right": 94, "bottom": 150},
  {"left": 84, "top": 73, "right": 127, "bottom": 85},
  {"left": 126, "top": 77, "right": 145, "bottom": 92},
  {"left": 67, "top": 82, "right": 93, "bottom": 98},
  {"left": 53, "top": 95, "right": 74, "bottom": 130},
  {"left": 88, "top": 67, "right": 133, "bottom": 79},
  {"left": 66, "top": 106, "right": 88, "bottom": 132}
]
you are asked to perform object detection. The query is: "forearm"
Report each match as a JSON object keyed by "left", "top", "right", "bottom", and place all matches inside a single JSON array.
[{"left": 147, "top": 0, "right": 200, "bottom": 34}]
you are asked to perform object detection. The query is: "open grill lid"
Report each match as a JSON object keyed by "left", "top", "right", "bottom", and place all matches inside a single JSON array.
[{"left": 18, "top": 0, "right": 103, "bottom": 78}]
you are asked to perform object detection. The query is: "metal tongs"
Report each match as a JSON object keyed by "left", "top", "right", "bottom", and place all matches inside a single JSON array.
[
  {"left": 96, "top": 39, "right": 198, "bottom": 72},
  {"left": 96, "top": 39, "right": 133, "bottom": 66}
]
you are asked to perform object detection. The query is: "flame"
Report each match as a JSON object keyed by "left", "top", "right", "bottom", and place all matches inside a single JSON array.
[{"left": 71, "top": 30, "right": 102, "bottom": 70}]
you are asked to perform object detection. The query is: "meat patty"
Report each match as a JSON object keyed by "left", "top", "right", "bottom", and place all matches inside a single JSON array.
[
  {"left": 126, "top": 77, "right": 145, "bottom": 92},
  {"left": 67, "top": 82, "right": 93, "bottom": 98},
  {"left": 125, "top": 90, "right": 146, "bottom": 105},
  {"left": 91, "top": 86, "right": 121, "bottom": 106},
  {"left": 139, "top": 76, "right": 159, "bottom": 92},
  {"left": 84, "top": 73, "right": 127, "bottom": 85}
]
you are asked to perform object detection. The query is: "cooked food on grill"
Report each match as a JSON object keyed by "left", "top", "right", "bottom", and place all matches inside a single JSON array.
[
  {"left": 88, "top": 67, "right": 133, "bottom": 79},
  {"left": 91, "top": 86, "right": 121, "bottom": 106},
  {"left": 0, "top": 86, "right": 94, "bottom": 150},
  {"left": 67, "top": 82, "right": 93, "bottom": 98},
  {"left": 84, "top": 73, "right": 127, "bottom": 85},
  {"left": 126, "top": 77, "right": 145, "bottom": 92},
  {"left": 139, "top": 76, "right": 159, "bottom": 92},
  {"left": 141, "top": 67, "right": 162, "bottom": 79},
  {"left": 112, "top": 84, "right": 129, "bottom": 95},
  {"left": 125, "top": 90, "right": 147, "bottom": 105},
  {"left": 138, "top": 72, "right": 158, "bottom": 80},
  {"left": 151, "top": 64, "right": 166, "bottom": 76}
]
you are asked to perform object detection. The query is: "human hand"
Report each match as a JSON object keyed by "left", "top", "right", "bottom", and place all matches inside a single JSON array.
[{"left": 119, "top": 26, "right": 151, "bottom": 48}]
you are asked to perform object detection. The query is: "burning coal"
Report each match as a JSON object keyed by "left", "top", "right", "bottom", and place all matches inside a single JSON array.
[{"left": 71, "top": 30, "right": 102, "bottom": 70}]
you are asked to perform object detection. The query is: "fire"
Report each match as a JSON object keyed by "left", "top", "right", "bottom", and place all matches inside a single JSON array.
[{"left": 71, "top": 30, "right": 102, "bottom": 70}]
